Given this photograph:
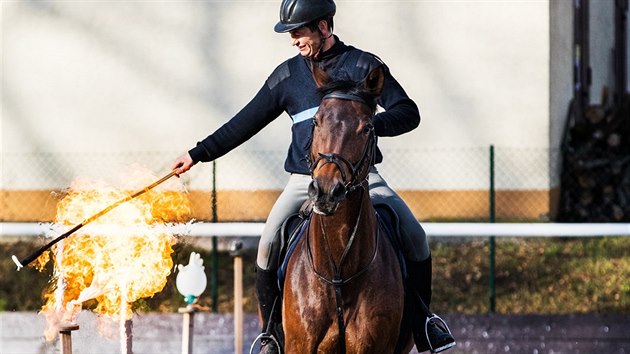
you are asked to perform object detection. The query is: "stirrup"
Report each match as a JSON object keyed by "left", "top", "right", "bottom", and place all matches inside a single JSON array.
[
  {"left": 425, "top": 314, "right": 456, "bottom": 353},
  {"left": 249, "top": 332, "right": 282, "bottom": 354}
]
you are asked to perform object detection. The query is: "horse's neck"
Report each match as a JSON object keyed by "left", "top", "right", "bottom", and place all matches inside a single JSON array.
[{"left": 309, "top": 188, "right": 376, "bottom": 278}]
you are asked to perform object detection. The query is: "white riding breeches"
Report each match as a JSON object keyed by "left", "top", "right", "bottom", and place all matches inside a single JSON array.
[{"left": 256, "top": 168, "right": 431, "bottom": 270}]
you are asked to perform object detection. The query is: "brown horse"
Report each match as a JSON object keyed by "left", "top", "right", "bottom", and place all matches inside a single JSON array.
[{"left": 282, "top": 65, "right": 414, "bottom": 353}]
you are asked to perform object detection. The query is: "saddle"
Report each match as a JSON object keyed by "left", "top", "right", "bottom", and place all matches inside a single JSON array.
[{"left": 277, "top": 202, "right": 407, "bottom": 288}]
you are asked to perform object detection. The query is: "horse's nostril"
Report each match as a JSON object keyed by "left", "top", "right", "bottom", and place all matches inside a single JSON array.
[{"left": 331, "top": 182, "right": 346, "bottom": 201}]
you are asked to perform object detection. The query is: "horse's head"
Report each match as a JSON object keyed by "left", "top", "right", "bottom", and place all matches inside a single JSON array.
[{"left": 308, "top": 64, "right": 384, "bottom": 215}]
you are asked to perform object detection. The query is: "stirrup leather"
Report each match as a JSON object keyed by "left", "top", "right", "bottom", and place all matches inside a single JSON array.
[{"left": 425, "top": 314, "right": 456, "bottom": 353}]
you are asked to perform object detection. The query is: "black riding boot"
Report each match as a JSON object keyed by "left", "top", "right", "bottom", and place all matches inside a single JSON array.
[
  {"left": 255, "top": 265, "right": 282, "bottom": 354},
  {"left": 407, "top": 256, "right": 456, "bottom": 353}
]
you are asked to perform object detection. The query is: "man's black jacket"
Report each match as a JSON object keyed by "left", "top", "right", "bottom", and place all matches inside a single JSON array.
[{"left": 188, "top": 37, "right": 420, "bottom": 175}]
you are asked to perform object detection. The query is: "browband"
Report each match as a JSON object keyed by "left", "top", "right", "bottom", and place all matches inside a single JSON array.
[{"left": 323, "top": 92, "right": 367, "bottom": 104}]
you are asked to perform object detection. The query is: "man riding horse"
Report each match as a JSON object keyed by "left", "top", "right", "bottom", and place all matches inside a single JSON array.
[{"left": 172, "top": 0, "right": 455, "bottom": 352}]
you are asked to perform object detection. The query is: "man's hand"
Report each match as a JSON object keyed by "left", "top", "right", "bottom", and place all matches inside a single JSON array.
[{"left": 171, "top": 153, "right": 194, "bottom": 176}]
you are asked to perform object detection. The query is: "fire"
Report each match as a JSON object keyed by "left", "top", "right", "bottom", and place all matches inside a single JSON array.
[{"left": 38, "top": 167, "right": 191, "bottom": 341}]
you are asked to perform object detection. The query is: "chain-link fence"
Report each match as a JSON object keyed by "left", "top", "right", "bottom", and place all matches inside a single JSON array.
[{"left": 1, "top": 146, "right": 582, "bottom": 223}]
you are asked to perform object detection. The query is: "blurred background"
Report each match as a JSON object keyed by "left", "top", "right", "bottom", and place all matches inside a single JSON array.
[
  {"left": 3, "top": 0, "right": 628, "bottom": 223},
  {"left": 1, "top": 0, "right": 629, "bottom": 353}
]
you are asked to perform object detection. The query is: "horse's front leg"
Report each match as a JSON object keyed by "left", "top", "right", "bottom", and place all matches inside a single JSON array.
[
  {"left": 283, "top": 256, "right": 332, "bottom": 353},
  {"left": 343, "top": 294, "right": 403, "bottom": 353}
]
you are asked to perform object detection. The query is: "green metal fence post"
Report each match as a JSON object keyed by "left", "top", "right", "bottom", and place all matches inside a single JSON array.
[
  {"left": 489, "top": 145, "right": 496, "bottom": 313},
  {"left": 211, "top": 160, "right": 219, "bottom": 313}
]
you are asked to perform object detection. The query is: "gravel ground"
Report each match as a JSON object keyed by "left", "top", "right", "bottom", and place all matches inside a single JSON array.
[{"left": 1, "top": 312, "right": 628, "bottom": 354}]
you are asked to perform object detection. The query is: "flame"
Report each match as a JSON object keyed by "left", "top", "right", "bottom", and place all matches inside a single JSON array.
[{"left": 38, "top": 167, "right": 191, "bottom": 341}]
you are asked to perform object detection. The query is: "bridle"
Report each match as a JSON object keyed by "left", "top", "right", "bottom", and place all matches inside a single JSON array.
[
  {"left": 309, "top": 92, "right": 377, "bottom": 194},
  {"left": 307, "top": 91, "right": 380, "bottom": 354}
]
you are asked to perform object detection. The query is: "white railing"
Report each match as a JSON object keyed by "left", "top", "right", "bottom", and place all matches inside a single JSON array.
[{"left": 2, "top": 222, "right": 630, "bottom": 238}]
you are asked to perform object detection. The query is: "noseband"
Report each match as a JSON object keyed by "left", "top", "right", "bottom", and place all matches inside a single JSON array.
[{"left": 310, "top": 92, "right": 376, "bottom": 192}]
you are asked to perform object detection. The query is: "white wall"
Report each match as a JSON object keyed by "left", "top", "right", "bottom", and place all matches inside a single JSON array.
[{"left": 2, "top": 1, "right": 552, "bottom": 190}]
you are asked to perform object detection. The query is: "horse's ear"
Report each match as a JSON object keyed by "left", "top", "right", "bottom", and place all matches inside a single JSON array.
[
  {"left": 311, "top": 63, "right": 332, "bottom": 88},
  {"left": 363, "top": 66, "right": 385, "bottom": 96}
]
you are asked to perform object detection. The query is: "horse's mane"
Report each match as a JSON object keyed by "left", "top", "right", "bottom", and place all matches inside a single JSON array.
[{"left": 318, "top": 80, "right": 378, "bottom": 112}]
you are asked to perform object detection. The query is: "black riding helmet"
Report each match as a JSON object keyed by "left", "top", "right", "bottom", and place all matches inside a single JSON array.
[{"left": 274, "top": 0, "right": 336, "bottom": 33}]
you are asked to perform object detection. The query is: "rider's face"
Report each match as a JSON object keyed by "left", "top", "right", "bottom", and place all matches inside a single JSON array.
[{"left": 289, "top": 26, "right": 321, "bottom": 57}]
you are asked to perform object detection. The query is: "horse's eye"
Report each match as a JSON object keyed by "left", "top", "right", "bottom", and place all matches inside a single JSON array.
[
  {"left": 363, "top": 124, "right": 374, "bottom": 134},
  {"left": 312, "top": 117, "right": 318, "bottom": 127}
]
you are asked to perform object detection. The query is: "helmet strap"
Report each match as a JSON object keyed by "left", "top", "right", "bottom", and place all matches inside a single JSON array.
[{"left": 314, "top": 31, "right": 334, "bottom": 59}]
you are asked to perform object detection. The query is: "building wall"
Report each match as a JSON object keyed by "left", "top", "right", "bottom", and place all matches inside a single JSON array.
[
  {"left": 588, "top": 0, "right": 630, "bottom": 102},
  {"left": 549, "top": 0, "right": 574, "bottom": 188},
  {"left": 589, "top": 0, "right": 616, "bottom": 104},
  {"left": 2, "top": 1, "right": 555, "bottom": 221}
]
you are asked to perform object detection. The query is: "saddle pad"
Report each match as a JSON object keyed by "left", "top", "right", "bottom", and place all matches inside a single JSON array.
[
  {"left": 277, "top": 217, "right": 310, "bottom": 288},
  {"left": 277, "top": 205, "right": 407, "bottom": 288}
]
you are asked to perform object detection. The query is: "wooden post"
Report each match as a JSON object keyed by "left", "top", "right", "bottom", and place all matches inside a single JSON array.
[
  {"left": 179, "top": 306, "right": 197, "bottom": 354},
  {"left": 231, "top": 241, "right": 244, "bottom": 354},
  {"left": 59, "top": 324, "right": 79, "bottom": 354},
  {"left": 124, "top": 319, "right": 133, "bottom": 354}
]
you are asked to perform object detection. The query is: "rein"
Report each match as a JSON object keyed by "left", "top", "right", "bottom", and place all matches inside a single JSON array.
[
  {"left": 307, "top": 91, "right": 378, "bottom": 353},
  {"left": 305, "top": 185, "right": 380, "bottom": 354}
]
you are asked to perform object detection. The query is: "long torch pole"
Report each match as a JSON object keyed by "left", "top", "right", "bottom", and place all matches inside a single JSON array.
[{"left": 11, "top": 170, "right": 178, "bottom": 270}]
